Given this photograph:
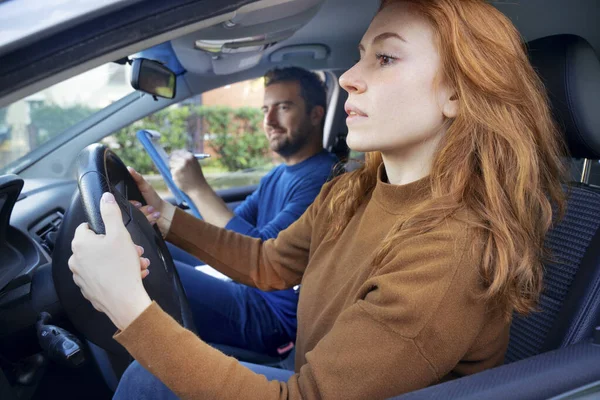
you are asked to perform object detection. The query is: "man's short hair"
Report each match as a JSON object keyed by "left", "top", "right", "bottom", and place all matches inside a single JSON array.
[{"left": 264, "top": 67, "right": 328, "bottom": 114}]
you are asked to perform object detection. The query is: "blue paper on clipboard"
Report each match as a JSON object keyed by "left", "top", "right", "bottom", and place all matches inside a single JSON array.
[{"left": 135, "top": 129, "right": 202, "bottom": 218}]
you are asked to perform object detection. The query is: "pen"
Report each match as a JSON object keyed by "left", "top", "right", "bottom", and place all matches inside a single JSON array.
[{"left": 194, "top": 153, "right": 211, "bottom": 160}]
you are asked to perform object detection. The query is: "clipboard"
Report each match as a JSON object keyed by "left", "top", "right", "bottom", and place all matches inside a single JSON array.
[{"left": 135, "top": 129, "right": 202, "bottom": 218}]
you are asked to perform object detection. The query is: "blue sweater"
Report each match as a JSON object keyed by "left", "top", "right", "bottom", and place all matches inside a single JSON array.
[{"left": 225, "top": 150, "right": 338, "bottom": 339}]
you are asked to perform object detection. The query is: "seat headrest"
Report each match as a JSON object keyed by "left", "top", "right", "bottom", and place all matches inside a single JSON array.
[{"left": 528, "top": 35, "right": 600, "bottom": 159}]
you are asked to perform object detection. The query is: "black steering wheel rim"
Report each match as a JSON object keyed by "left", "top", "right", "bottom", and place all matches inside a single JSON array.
[{"left": 52, "top": 143, "right": 196, "bottom": 357}]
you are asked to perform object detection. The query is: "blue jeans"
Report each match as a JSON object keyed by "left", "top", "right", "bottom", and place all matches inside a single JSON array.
[
  {"left": 169, "top": 243, "right": 293, "bottom": 356},
  {"left": 113, "top": 360, "right": 294, "bottom": 399}
]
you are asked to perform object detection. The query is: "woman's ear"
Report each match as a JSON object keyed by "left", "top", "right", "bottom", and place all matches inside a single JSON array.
[{"left": 442, "top": 93, "right": 459, "bottom": 119}]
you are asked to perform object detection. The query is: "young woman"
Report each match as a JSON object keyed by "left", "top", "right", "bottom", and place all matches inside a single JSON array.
[{"left": 69, "top": 0, "right": 567, "bottom": 398}]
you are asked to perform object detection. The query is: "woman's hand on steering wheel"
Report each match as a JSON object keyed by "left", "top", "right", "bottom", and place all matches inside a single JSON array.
[
  {"left": 130, "top": 200, "right": 160, "bottom": 225},
  {"left": 70, "top": 192, "right": 153, "bottom": 330},
  {"left": 127, "top": 166, "right": 175, "bottom": 237}
]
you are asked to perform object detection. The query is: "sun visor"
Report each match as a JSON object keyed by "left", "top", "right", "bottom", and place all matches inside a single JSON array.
[{"left": 172, "top": 0, "right": 325, "bottom": 74}]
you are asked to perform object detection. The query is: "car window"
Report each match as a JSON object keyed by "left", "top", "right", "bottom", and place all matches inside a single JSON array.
[
  {"left": 0, "top": 62, "right": 134, "bottom": 172},
  {"left": 102, "top": 78, "right": 283, "bottom": 198}
]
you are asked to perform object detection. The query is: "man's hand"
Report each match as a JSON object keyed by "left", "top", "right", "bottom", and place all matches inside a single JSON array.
[
  {"left": 168, "top": 150, "right": 234, "bottom": 228},
  {"left": 69, "top": 192, "right": 152, "bottom": 331},
  {"left": 170, "top": 150, "right": 207, "bottom": 194}
]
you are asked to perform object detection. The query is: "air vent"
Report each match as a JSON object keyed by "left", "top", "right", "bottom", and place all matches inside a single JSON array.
[{"left": 30, "top": 211, "right": 64, "bottom": 255}]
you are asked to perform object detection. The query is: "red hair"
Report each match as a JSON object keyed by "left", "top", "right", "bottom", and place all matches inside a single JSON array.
[{"left": 327, "top": 0, "right": 568, "bottom": 317}]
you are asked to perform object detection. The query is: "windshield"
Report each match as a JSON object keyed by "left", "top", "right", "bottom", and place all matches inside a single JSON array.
[{"left": 0, "top": 62, "right": 134, "bottom": 171}]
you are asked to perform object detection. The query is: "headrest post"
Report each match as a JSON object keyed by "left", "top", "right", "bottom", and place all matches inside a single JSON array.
[{"left": 581, "top": 159, "right": 592, "bottom": 184}]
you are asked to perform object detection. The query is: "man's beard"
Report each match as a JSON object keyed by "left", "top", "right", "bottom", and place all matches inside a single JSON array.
[
  {"left": 271, "top": 134, "right": 301, "bottom": 157},
  {"left": 270, "top": 126, "right": 311, "bottom": 158}
]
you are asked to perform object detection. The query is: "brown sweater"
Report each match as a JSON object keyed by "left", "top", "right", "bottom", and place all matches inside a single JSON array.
[{"left": 115, "top": 166, "right": 510, "bottom": 399}]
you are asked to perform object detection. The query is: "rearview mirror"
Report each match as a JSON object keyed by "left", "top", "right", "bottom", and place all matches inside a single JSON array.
[{"left": 131, "top": 58, "right": 176, "bottom": 99}]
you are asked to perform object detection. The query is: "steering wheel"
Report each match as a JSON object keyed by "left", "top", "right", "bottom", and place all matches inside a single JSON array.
[{"left": 52, "top": 143, "right": 196, "bottom": 361}]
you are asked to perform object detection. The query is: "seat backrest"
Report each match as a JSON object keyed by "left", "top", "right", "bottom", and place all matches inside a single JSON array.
[
  {"left": 506, "top": 184, "right": 600, "bottom": 362},
  {"left": 505, "top": 34, "right": 600, "bottom": 363}
]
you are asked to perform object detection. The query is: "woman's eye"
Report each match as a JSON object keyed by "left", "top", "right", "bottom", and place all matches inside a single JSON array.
[{"left": 376, "top": 53, "right": 396, "bottom": 66}]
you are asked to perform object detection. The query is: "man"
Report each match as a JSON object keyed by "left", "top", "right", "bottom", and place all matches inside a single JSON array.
[{"left": 168, "top": 67, "right": 338, "bottom": 359}]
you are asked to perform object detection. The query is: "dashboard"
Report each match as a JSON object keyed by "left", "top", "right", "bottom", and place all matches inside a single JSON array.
[{"left": 0, "top": 176, "right": 76, "bottom": 338}]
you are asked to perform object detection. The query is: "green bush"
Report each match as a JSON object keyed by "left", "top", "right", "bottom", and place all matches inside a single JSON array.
[
  {"left": 107, "top": 104, "right": 269, "bottom": 174},
  {"left": 106, "top": 107, "right": 190, "bottom": 174},
  {"left": 197, "top": 105, "right": 268, "bottom": 172}
]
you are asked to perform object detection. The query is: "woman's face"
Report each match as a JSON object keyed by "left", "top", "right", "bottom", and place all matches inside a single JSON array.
[{"left": 339, "top": 2, "right": 457, "bottom": 157}]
